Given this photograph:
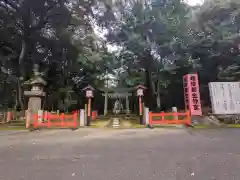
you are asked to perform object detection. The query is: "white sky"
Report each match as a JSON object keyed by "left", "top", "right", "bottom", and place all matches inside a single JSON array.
[{"left": 185, "top": 0, "right": 204, "bottom": 6}]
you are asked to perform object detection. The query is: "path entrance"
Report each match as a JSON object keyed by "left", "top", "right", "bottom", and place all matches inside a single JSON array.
[{"left": 100, "top": 87, "right": 134, "bottom": 116}]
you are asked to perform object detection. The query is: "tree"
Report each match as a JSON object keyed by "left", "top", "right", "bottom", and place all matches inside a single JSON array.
[
  {"left": 187, "top": 0, "right": 240, "bottom": 102},
  {"left": 103, "top": 0, "right": 191, "bottom": 110},
  {"left": 0, "top": 0, "right": 112, "bottom": 110}
]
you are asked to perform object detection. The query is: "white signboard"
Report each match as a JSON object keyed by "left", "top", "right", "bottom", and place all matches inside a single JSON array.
[
  {"left": 86, "top": 90, "right": 93, "bottom": 98},
  {"left": 209, "top": 82, "right": 240, "bottom": 114},
  {"left": 137, "top": 89, "right": 143, "bottom": 96}
]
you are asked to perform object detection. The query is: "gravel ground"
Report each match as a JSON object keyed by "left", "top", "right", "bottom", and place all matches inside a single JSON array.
[{"left": 0, "top": 128, "right": 240, "bottom": 180}]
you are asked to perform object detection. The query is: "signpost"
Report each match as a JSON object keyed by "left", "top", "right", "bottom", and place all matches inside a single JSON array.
[
  {"left": 83, "top": 85, "right": 94, "bottom": 126},
  {"left": 183, "top": 73, "right": 202, "bottom": 116},
  {"left": 135, "top": 85, "right": 147, "bottom": 125}
]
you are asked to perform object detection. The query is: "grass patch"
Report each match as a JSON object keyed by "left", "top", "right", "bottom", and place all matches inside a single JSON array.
[
  {"left": 150, "top": 125, "right": 182, "bottom": 128},
  {"left": 0, "top": 126, "right": 27, "bottom": 131},
  {"left": 226, "top": 124, "right": 240, "bottom": 128},
  {"left": 194, "top": 124, "right": 240, "bottom": 129}
]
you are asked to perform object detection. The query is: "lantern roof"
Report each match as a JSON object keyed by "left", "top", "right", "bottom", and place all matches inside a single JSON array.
[
  {"left": 82, "top": 85, "right": 94, "bottom": 91},
  {"left": 24, "top": 76, "right": 47, "bottom": 86},
  {"left": 135, "top": 84, "right": 147, "bottom": 90},
  {"left": 30, "top": 76, "right": 47, "bottom": 85}
]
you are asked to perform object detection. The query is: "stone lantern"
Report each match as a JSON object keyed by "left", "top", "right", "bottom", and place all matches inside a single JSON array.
[{"left": 24, "top": 65, "right": 47, "bottom": 126}]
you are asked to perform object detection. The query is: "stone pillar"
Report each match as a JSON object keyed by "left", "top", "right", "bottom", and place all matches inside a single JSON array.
[
  {"left": 125, "top": 95, "right": 130, "bottom": 114},
  {"left": 80, "top": 109, "right": 85, "bottom": 127},
  {"left": 27, "top": 96, "right": 43, "bottom": 124},
  {"left": 144, "top": 107, "right": 149, "bottom": 125},
  {"left": 104, "top": 93, "right": 108, "bottom": 116},
  {"left": 37, "top": 110, "right": 44, "bottom": 123},
  {"left": 172, "top": 107, "right": 178, "bottom": 120}
]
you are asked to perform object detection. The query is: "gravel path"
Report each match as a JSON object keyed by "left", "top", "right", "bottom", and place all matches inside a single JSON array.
[{"left": 0, "top": 128, "right": 239, "bottom": 180}]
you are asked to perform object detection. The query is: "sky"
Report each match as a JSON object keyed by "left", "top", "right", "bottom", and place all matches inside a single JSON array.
[{"left": 185, "top": 0, "right": 204, "bottom": 6}]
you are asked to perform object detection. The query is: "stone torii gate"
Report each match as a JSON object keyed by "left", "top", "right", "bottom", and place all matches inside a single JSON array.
[{"left": 100, "top": 88, "right": 134, "bottom": 116}]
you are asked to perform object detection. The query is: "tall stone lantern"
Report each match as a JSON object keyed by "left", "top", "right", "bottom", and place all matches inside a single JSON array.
[{"left": 24, "top": 65, "right": 47, "bottom": 126}]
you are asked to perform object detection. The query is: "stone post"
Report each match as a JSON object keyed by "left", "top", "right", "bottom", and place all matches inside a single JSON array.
[
  {"left": 80, "top": 109, "right": 85, "bottom": 127},
  {"left": 125, "top": 95, "right": 130, "bottom": 114},
  {"left": 104, "top": 93, "right": 108, "bottom": 116},
  {"left": 172, "top": 107, "right": 178, "bottom": 120},
  {"left": 144, "top": 107, "right": 149, "bottom": 125}
]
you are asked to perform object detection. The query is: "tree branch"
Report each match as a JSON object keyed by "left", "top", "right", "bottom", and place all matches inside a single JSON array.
[
  {"left": 0, "top": 1, "right": 16, "bottom": 12},
  {"left": 32, "top": 0, "right": 61, "bottom": 30},
  {"left": 3, "top": 0, "right": 19, "bottom": 11}
]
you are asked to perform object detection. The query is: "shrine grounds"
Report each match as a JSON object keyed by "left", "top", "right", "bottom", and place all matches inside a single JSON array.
[{"left": 0, "top": 128, "right": 240, "bottom": 180}]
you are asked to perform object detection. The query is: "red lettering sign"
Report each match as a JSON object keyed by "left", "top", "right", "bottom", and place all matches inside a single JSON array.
[{"left": 183, "top": 73, "right": 202, "bottom": 116}]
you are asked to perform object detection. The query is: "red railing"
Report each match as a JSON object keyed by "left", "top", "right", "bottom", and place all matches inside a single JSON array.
[
  {"left": 149, "top": 111, "right": 191, "bottom": 125},
  {"left": 33, "top": 112, "right": 78, "bottom": 129},
  {"left": 92, "top": 111, "right": 98, "bottom": 120}
]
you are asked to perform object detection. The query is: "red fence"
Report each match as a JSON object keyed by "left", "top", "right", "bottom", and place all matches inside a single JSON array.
[
  {"left": 149, "top": 111, "right": 191, "bottom": 125},
  {"left": 92, "top": 111, "right": 98, "bottom": 120},
  {"left": 33, "top": 112, "right": 78, "bottom": 129}
]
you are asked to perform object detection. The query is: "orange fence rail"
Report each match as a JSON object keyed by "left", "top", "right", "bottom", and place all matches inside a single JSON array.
[
  {"left": 149, "top": 111, "right": 191, "bottom": 125},
  {"left": 33, "top": 112, "right": 78, "bottom": 129}
]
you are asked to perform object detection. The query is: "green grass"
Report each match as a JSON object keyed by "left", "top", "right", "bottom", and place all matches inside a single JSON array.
[
  {"left": 226, "top": 124, "right": 240, "bottom": 128},
  {"left": 0, "top": 126, "right": 27, "bottom": 131}
]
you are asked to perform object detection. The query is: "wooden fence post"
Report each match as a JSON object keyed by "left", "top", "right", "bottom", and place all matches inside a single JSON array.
[
  {"left": 161, "top": 111, "right": 165, "bottom": 122},
  {"left": 186, "top": 111, "right": 191, "bottom": 125},
  {"left": 149, "top": 111, "right": 152, "bottom": 125}
]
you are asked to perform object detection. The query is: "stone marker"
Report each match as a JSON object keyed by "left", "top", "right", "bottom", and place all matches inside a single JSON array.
[
  {"left": 172, "top": 107, "right": 178, "bottom": 120},
  {"left": 80, "top": 109, "right": 85, "bottom": 127},
  {"left": 144, "top": 107, "right": 149, "bottom": 125}
]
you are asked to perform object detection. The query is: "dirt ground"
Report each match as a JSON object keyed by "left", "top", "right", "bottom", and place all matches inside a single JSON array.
[{"left": 0, "top": 128, "right": 240, "bottom": 180}]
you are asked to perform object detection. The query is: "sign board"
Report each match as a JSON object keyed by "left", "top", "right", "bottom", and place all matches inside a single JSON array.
[
  {"left": 137, "top": 89, "right": 143, "bottom": 96},
  {"left": 209, "top": 82, "right": 240, "bottom": 114},
  {"left": 86, "top": 90, "right": 93, "bottom": 98},
  {"left": 183, "top": 73, "right": 202, "bottom": 116}
]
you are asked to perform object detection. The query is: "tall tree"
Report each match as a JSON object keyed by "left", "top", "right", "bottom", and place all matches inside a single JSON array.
[{"left": 104, "top": 0, "right": 191, "bottom": 109}]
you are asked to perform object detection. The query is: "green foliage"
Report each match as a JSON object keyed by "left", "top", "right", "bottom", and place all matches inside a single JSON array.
[{"left": 1, "top": 0, "right": 240, "bottom": 112}]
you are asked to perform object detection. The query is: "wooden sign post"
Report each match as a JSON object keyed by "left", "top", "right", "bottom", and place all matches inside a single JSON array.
[
  {"left": 83, "top": 85, "right": 94, "bottom": 126},
  {"left": 135, "top": 85, "right": 147, "bottom": 125}
]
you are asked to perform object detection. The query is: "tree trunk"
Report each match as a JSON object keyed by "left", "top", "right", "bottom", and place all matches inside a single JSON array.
[
  {"left": 144, "top": 70, "right": 154, "bottom": 109},
  {"left": 156, "top": 80, "right": 161, "bottom": 109},
  {"left": 17, "top": 78, "right": 25, "bottom": 111},
  {"left": 19, "top": 40, "right": 27, "bottom": 77},
  {"left": 17, "top": 39, "right": 27, "bottom": 111},
  {"left": 156, "top": 93, "right": 161, "bottom": 109},
  {"left": 14, "top": 89, "right": 18, "bottom": 110}
]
